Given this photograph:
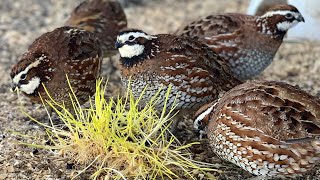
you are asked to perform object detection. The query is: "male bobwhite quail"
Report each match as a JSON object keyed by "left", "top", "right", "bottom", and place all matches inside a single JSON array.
[
  {"left": 11, "top": 27, "right": 102, "bottom": 109},
  {"left": 115, "top": 29, "right": 241, "bottom": 128}
]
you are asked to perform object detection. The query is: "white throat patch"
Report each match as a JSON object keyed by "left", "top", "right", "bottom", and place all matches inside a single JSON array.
[
  {"left": 118, "top": 44, "right": 145, "bottom": 58},
  {"left": 12, "top": 55, "right": 46, "bottom": 94},
  {"left": 20, "top": 77, "right": 41, "bottom": 94},
  {"left": 276, "top": 20, "right": 299, "bottom": 31},
  {"left": 117, "top": 31, "right": 157, "bottom": 58}
]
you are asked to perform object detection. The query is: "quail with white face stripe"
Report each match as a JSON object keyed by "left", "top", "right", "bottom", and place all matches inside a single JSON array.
[
  {"left": 115, "top": 29, "right": 241, "bottom": 125},
  {"left": 11, "top": 26, "right": 102, "bottom": 109},
  {"left": 194, "top": 80, "right": 320, "bottom": 177},
  {"left": 176, "top": 4, "right": 304, "bottom": 80}
]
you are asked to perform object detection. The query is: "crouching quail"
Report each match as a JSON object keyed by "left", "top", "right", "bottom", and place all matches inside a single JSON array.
[
  {"left": 115, "top": 29, "right": 241, "bottom": 130},
  {"left": 194, "top": 80, "right": 320, "bottom": 177},
  {"left": 176, "top": 4, "right": 304, "bottom": 80},
  {"left": 65, "top": 0, "right": 127, "bottom": 58},
  {"left": 11, "top": 26, "right": 102, "bottom": 110}
]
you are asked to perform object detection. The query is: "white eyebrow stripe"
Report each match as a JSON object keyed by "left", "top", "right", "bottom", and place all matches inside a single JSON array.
[
  {"left": 117, "top": 32, "right": 156, "bottom": 42},
  {"left": 12, "top": 59, "right": 42, "bottom": 84},
  {"left": 262, "top": 10, "right": 300, "bottom": 18},
  {"left": 20, "top": 77, "right": 41, "bottom": 94},
  {"left": 12, "top": 54, "right": 47, "bottom": 84},
  {"left": 194, "top": 104, "right": 215, "bottom": 129}
]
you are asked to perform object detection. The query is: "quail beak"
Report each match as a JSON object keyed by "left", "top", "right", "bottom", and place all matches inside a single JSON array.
[
  {"left": 115, "top": 41, "right": 124, "bottom": 49},
  {"left": 11, "top": 83, "right": 18, "bottom": 92},
  {"left": 298, "top": 16, "right": 305, "bottom": 23}
]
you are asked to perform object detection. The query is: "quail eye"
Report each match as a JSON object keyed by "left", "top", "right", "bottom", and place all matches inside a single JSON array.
[
  {"left": 128, "top": 35, "right": 135, "bottom": 41},
  {"left": 285, "top": 13, "right": 293, "bottom": 19},
  {"left": 20, "top": 73, "right": 27, "bottom": 80}
]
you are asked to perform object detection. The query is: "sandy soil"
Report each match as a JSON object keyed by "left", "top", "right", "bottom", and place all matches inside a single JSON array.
[{"left": 0, "top": 0, "right": 319, "bottom": 179}]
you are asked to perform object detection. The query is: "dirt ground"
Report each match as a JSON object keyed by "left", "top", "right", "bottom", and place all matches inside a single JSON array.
[{"left": 0, "top": 0, "right": 320, "bottom": 179}]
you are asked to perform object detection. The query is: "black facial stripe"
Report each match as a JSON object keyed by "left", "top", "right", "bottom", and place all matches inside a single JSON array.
[
  {"left": 125, "top": 40, "right": 138, "bottom": 45},
  {"left": 19, "top": 79, "right": 29, "bottom": 85},
  {"left": 121, "top": 56, "right": 144, "bottom": 67},
  {"left": 287, "top": 18, "right": 295, "bottom": 22}
]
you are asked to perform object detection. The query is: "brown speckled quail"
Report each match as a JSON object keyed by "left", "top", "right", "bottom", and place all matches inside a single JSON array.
[
  {"left": 11, "top": 26, "right": 102, "bottom": 109},
  {"left": 175, "top": 4, "right": 304, "bottom": 80},
  {"left": 115, "top": 29, "right": 241, "bottom": 117},
  {"left": 194, "top": 80, "right": 320, "bottom": 177},
  {"left": 65, "top": 0, "right": 127, "bottom": 57}
]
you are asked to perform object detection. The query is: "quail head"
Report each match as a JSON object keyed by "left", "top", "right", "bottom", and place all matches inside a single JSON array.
[
  {"left": 11, "top": 26, "right": 102, "bottom": 109},
  {"left": 115, "top": 29, "right": 241, "bottom": 116},
  {"left": 176, "top": 4, "right": 304, "bottom": 80},
  {"left": 251, "top": 0, "right": 288, "bottom": 16},
  {"left": 194, "top": 80, "right": 320, "bottom": 177},
  {"left": 65, "top": 0, "right": 127, "bottom": 57}
]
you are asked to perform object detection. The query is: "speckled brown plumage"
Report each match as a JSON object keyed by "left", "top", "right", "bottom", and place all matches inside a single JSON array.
[
  {"left": 194, "top": 80, "right": 320, "bottom": 177},
  {"left": 10, "top": 26, "right": 102, "bottom": 108},
  {"left": 116, "top": 29, "right": 241, "bottom": 113},
  {"left": 65, "top": 0, "right": 127, "bottom": 57},
  {"left": 175, "top": 4, "right": 304, "bottom": 80}
]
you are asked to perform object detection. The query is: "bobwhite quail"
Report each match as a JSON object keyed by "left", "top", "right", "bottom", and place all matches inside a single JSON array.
[
  {"left": 65, "top": 0, "right": 127, "bottom": 58},
  {"left": 194, "top": 80, "right": 320, "bottom": 177},
  {"left": 115, "top": 29, "right": 241, "bottom": 118},
  {"left": 11, "top": 26, "right": 102, "bottom": 109},
  {"left": 176, "top": 4, "right": 304, "bottom": 80}
]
